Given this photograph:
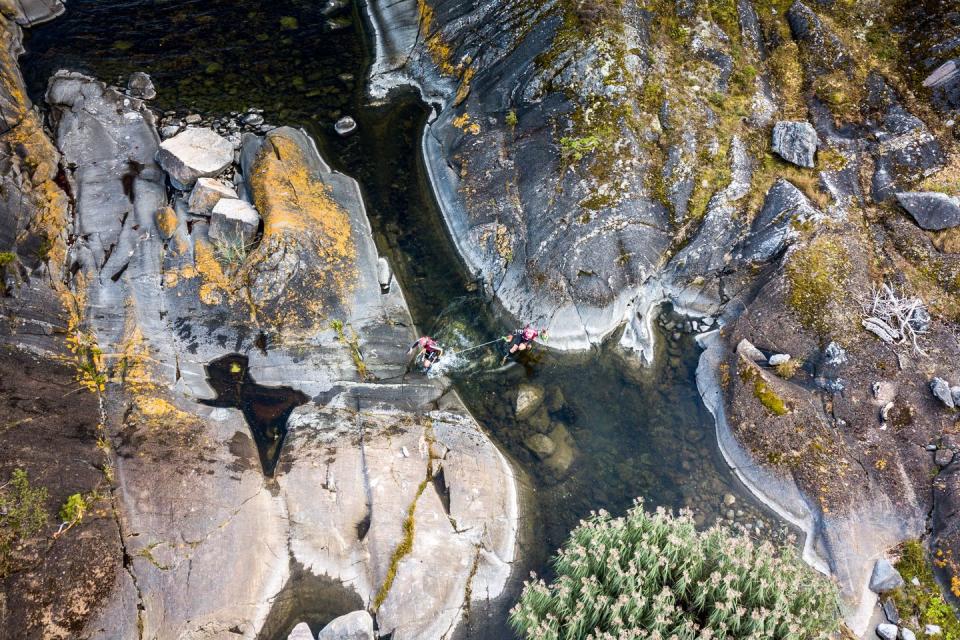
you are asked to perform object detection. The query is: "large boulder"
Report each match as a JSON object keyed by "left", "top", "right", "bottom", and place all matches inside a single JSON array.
[
  {"left": 316, "top": 611, "right": 374, "bottom": 640},
  {"left": 45, "top": 72, "right": 519, "bottom": 640},
  {"left": 895, "top": 192, "right": 960, "bottom": 231},
  {"left": 772, "top": 121, "right": 819, "bottom": 168},
  {"left": 156, "top": 127, "right": 234, "bottom": 189}
]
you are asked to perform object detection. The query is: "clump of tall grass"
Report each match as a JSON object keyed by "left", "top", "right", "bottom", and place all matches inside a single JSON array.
[{"left": 510, "top": 500, "right": 840, "bottom": 640}]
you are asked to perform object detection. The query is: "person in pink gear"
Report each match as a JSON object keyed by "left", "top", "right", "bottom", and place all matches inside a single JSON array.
[
  {"left": 408, "top": 336, "right": 444, "bottom": 370},
  {"left": 501, "top": 324, "right": 548, "bottom": 364}
]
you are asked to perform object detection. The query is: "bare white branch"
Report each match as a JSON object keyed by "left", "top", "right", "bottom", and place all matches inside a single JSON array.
[{"left": 861, "top": 283, "right": 929, "bottom": 356}]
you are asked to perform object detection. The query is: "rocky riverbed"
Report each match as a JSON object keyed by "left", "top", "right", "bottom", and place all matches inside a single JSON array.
[
  {"left": 368, "top": 0, "right": 960, "bottom": 635},
  {"left": 4, "top": 0, "right": 960, "bottom": 638}
]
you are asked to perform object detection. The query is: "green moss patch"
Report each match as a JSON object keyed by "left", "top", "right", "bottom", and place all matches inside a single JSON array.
[
  {"left": 888, "top": 540, "right": 960, "bottom": 640},
  {"left": 785, "top": 236, "right": 850, "bottom": 336},
  {"left": 739, "top": 364, "right": 790, "bottom": 416}
]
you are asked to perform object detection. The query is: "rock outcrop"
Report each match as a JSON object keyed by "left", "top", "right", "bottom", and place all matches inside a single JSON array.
[
  {"left": 9, "top": 67, "right": 521, "bottom": 640},
  {"left": 771, "top": 120, "right": 818, "bottom": 168},
  {"left": 896, "top": 192, "right": 960, "bottom": 231},
  {"left": 367, "top": 0, "right": 960, "bottom": 633}
]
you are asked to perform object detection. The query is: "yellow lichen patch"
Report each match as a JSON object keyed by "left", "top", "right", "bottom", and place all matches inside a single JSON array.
[
  {"left": 931, "top": 228, "right": 960, "bottom": 254},
  {"left": 136, "top": 397, "right": 177, "bottom": 417},
  {"left": 416, "top": 0, "right": 456, "bottom": 75},
  {"left": 112, "top": 317, "right": 157, "bottom": 396},
  {"left": 785, "top": 235, "right": 851, "bottom": 336},
  {"left": 60, "top": 274, "right": 106, "bottom": 393},
  {"left": 452, "top": 113, "right": 480, "bottom": 135},
  {"left": 2, "top": 113, "right": 70, "bottom": 272},
  {"left": 162, "top": 264, "right": 198, "bottom": 289},
  {"left": 193, "top": 238, "right": 234, "bottom": 305},
  {"left": 452, "top": 65, "right": 475, "bottom": 106},
  {"left": 154, "top": 205, "right": 178, "bottom": 239}
]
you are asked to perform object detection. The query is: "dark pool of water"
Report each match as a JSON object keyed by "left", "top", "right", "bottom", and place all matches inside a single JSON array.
[
  {"left": 21, "top": 3, "right": 780, "bottom": 637},
  {"left": 201, "top": 353, "right": 308, "bottom": 476}
]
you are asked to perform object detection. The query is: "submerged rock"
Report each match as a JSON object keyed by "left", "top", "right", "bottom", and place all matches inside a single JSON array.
[
  {"left": 157, "top": 126, "right": 234, "bottom": 189},
  {"left": 515, "top": 383, "right": 545, "bottom": 420},
  {"left": 772, "top": 121, "right": 818, "bottom": 168},
  {"left": 895, "top": 192, "right": 960, "bottom": 231},
  {"left": 126, "top": 71, "right": 156, "bottom": 100},
  {"left": 542, "top": 423, "right": 576, "bottom": 475},
  {"left": 524, "top": 433, "right": 555, "bottom": 459},
  {"left": 317, "top": 611, "right": 374, "bottom": 640}
]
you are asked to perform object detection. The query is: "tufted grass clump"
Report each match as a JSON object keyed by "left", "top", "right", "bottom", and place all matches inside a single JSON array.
[{"left": 510, "top": 501, "right": 840, "bottom": 640}]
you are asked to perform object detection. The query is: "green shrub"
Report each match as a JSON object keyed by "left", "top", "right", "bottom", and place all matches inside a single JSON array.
[
  {"left": 0, "top": 469, "right": 48, "bottom": 574},
  {"left": 59, "top": 493, "right": 87, "bottom": 524},
  {"left": 510, "top": 501, "right": 840, "bottom": 639},
  {"left": 0, "top": 251, "right": 15, "bottom": 268}
]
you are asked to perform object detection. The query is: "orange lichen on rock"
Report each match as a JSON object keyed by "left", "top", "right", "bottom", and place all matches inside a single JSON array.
[
  {"left": 193, "top": 238, "right": 234, "bottom": 305},
  {"left": 452, "top": 113, "right": 480, "bottom": 135},
  {"left": 243, "top": 131, "right": 357, "bottom": 332}
]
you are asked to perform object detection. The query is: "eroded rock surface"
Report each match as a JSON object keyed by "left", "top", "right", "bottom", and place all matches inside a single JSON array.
[{"left": 1, "top": 67, "right": 521, "bottom": 640}]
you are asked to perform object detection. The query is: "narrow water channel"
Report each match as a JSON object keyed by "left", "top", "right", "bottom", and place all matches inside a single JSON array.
[{"left": 22, "top": 2, "right": 781, "bottom": 637}]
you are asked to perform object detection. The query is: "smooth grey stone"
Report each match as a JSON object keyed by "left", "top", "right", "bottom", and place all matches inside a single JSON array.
[
  {"left": 187, "top": 177, "right": 238, "bottom": 216},
  {"left": 882, "top": 598, "right": 900, "bottom": 624},
  {"left": 287, "top": 622, "right": 314, "bottom": 640},
  {"left": 896, "top": 192, "right": 960, "bottom": 231},
  {"left": 736, "top": 339, "right": 766, "bottom": 363},
  {"left": 935, "top": 449, "right": 954, "bottom": 467},
  {"left": 157, "top": 127, "right": 234, "bottom": 190},
  {"left": 931, "top": 377, "right": 955, "bottom": 408},
  {"left": 869, "top": 558, "right": 904, "bottom": 593},
  {"left": 876, "top": 623, "right": 898, "bottom": 640},
  {"left": 335, "top": 115, "right": 357, "bottom": 136},
  {"left": 317, "top": 611, "right": 374, "bottom": 640},
  {"left": 772, "top": 121, "right": 819, "bottom": 168},
  {"left": 209, "top": 198, "right": 260, "bottom": 247}
]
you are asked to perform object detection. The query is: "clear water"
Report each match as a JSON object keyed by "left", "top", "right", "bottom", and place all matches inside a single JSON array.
[{"left": 22, "top": 3, "right": 782, "bottom": 637}]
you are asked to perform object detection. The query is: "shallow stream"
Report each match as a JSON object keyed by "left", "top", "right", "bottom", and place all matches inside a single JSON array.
[{"left": 23, "top": 2, "right": 781, "bottom": 637}]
